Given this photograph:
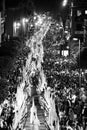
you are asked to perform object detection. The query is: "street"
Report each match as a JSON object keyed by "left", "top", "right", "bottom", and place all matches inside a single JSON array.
[{"left": 0, "top": 12, "right": 87, "bottom": 130}]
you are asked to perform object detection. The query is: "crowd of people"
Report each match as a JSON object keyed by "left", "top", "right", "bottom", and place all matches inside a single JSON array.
[
  {"left": 0, "top": 35, "right": 31, "bottom": 130},
  {"left": 0, "top": 99, "right": 14, "bottom": 130},
  {"left": 0, "top": 12, "right": 87, "bottom": 130},
  {"left": 41, "top": 18, "right": 87, "bottom": 130},
  {"left": 0, "top": 12, "right": 51, "bottom": 130}
]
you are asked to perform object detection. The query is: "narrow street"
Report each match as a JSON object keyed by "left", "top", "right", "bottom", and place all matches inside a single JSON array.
[
  {"left": 0, "top": 11, "right": 87, "bottom": 130},
  {"left": 22, "top": 17, "right": 52, "bottom": 130},
  {"left": 11, "top": 14, "right": 52, "bottom": 130}
]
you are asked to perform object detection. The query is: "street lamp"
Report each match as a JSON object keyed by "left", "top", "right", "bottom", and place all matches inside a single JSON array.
[
  {"left": 62, "top": 0, "right": 68, "bottom": 7},
  {"left": 22, "top": 18, "right": 29, "bottom": 28},
  {"left": 13, "top": 21, "right": 21, "bottom": 36},
  {"left": 13, "top": 22, "right": 17, "bottom": 34},
  {"left": 21, "top": 18, "right": 29, "bottom": 37}
]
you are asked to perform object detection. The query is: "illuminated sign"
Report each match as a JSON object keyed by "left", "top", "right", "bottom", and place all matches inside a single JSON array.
[{"left": 62, "top": 50, "right": 69, "bottom": 57}]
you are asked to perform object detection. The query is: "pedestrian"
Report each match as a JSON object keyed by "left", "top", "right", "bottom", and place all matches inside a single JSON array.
[{"left": 30, "top": 98, "right": 37, "bottom": 124}]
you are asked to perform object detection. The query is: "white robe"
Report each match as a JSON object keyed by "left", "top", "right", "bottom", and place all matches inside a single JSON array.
[
  {"left": 33, "top": 114, "right": 40, "bottom": 130},
  {"left": 30, "top": 98, "right": 37, "bottom": 124}
]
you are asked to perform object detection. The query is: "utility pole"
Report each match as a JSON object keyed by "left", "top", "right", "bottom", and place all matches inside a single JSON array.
[
  {"left": 79, "top": 39, "right": 81, "bottom": 88},
  {"left": 83, "top": 19, "right": 87, "bottom": 45},
  {"left": 70, "top": 0, "right": 73, "bottom": 37}
]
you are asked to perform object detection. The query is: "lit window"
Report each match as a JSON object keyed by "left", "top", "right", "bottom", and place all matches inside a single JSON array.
[
  {"left": 62, "top": 50, "right": 68, "bottom": 57},
  {"left": 85, "top": 10, "right": 87, "bottom": 14}
]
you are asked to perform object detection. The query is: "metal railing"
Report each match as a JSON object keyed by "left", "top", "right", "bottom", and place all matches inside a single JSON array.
[{"left": 15, "top": 94, "right": 50, "bottom": 130}]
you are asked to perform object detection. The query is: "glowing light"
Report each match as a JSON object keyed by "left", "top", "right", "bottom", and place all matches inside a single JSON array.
[
  {"left": 59, "top": 26, "right": 63, "bottom": 29},
  {"left": 13, "top": 22, "right": 17, "bottom": 33},
  {"left": 13, "top": 22, "right": 21, "bottom": 30},
  {"left": 62, "top": 50, "right": 69, "bottom": 57},
  {"left": 66, "top": 46, "right": 69, "bottom": 49},
  {"left": 77, "top": 10, "right": 81, "bottom": 16},
  {"left": 16, "top": 22, "right": 21, "bottom": 28},
  {"left": 62, "top": 0, "right": 68, "bottom": 7},
  {"left": 25, "top": 18, "right": 29, "bottom": 23},
  {"left": 35, "top": 15, "right": 43, "bottom": 26},
  {"left": 30, "top": 24, "right": 33, "bottom": 27},
  {"left": 22, "top": 18, "right": 26, "bottom": 27},
  {"left": 65, "top": 30, "right": 68, "bottom": 33},
  {"left": 85, "top": 10, "right": 87, "bottom": 14},
  {"left": 22, "top": 18, "right": 28, "bottom": 26},
  {"left": 34, "top": 16, "right": 37, "bottom": 20},
  {"left": 73, "top": 38, "right": 78, "bottom": 41},
  {"left": 13, "top": 22, "right": 16, "bottom": 28}
]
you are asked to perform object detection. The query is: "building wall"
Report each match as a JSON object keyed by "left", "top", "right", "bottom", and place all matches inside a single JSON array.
[
  {"left": 5, "top": 8, "right": 26, "bottom": 38},
  {"left": 71, "top": 1, "right": 87, "bottom": 41},
  {"left": 0, "top": 12, "right": 5, "bottom": 43},
  {"left": 5, "top": 9, "right": 14, "bottom": 37}
]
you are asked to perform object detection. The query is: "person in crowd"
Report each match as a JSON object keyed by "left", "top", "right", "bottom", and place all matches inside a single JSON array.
[{"left": 30, "top": 98, "right": 37, "bottom": 124}]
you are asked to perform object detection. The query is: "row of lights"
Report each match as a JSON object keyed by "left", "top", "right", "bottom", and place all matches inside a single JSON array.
[
  {"left": 13, "top": 18, "right": 29, "bottom": 34},
  {"left": 13, "top": 12, "right": 52, "bottom": 33},
  {"left": 13, "top": 14, "right": 44, "bottom": 33}
]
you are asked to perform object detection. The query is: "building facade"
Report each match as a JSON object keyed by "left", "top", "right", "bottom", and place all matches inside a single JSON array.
[
  {"left": 71, "top": 0, "right": 87, "bottom": 42},
  {"left": 0, "top": 12, "right": 5, "bottom": 44},
  {"left": 0, "top": 0, "right": 5, "bottom": 44}
]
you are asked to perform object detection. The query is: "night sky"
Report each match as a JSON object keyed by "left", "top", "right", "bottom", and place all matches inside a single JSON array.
[
  {"left": 6, "top": 0, "right": 21, "bottom": 8},
  {"left": 5, "top": 0, "right": 69, "bottom": 20},
  {"left": 6, "top": 0, "right": 64, "bottom": 12}
]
